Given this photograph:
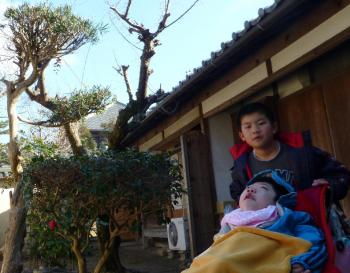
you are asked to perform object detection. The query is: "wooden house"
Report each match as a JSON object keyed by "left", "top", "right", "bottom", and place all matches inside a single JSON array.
[{"left": 121, "top": 0, "right": 350, "bottom": 256}]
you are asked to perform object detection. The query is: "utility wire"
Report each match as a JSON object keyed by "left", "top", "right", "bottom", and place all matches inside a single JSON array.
[
  {"left": 80, "top": 42, "right": 92, "bottom": 88},
  {"left": 109, "top": 13, "right": 143, "bottom": 51},
  {"left": 166, "top": 0, "right": 200, "bottom": 29},
  {"left": 62, "top": 58, "right": 85, "bottom": 88}
]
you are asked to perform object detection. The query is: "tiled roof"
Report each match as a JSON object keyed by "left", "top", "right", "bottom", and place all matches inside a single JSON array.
[
  {"left": 138, "top": 0, "right": 287, "bottom": 125},
  {"left": 123, "top": 0, "right": 314, "bottom": 145},
  {"left": 173, "top": 0, "right": 283, "bottom": 91},
  {"left": 168, "top": 0, "right": 282, "bottom": 95},
  {"left": 85, "top": 102, "right": 125, "bottom": 131}
]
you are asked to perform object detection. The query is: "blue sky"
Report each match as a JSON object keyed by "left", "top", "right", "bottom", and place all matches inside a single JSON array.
[
  {"left": 0, "top": 0, "right": 276, "bottom": 211},
  {"left": 0, "top": 0, "right": 275, "bottom": 141}
]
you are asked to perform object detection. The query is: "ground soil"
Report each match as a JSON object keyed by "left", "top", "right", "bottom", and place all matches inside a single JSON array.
[
  {"left": 118, "top": 241, "right": 183, "bottom": 273},
  {"left": 13, "top": 240, "right": 184, "bottom": 273}
]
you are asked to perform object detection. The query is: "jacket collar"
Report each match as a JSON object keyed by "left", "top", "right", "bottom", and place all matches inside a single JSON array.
[{"left": 230, "top": 131, "right": 307, "bottom": 160}]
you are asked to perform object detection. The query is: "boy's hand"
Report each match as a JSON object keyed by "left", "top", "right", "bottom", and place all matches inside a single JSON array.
[
  {"left": 312, "top": 178, "right": 329, "bottom": 187},
  {"left": 291, "top": 263, "right": 311, "bottom": 273}
]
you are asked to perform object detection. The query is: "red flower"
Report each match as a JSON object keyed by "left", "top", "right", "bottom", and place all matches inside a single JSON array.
[{"left": 48, "top": 219, "right": 57, "bottom": 231}]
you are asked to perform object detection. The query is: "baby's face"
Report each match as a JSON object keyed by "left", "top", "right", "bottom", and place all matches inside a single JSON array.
[{"left": 239, "top": 182, "right": 277, "bottom": 211}]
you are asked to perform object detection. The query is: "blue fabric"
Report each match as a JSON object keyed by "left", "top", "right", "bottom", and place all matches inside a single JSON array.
[
  {"left": 246, "top": 169, "right": 295, "bottom": 193},
  {"left": 277, "top": 192, "right": 297, "bottom": 209},
  {"left": 265, "top": 207, "right": 327, "bottom": 273}
]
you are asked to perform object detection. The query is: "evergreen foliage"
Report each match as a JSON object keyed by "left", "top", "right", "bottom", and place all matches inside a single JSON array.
[{"left": 23, "top": 149, "right": 183, "bottom": 272}]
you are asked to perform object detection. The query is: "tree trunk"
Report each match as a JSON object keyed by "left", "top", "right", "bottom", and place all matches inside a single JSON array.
[
  {"left": 1, "top": 181, "right": 26, "bottom": 273},
  {"left": 109, "top": 37, "right": 155, "bottom": 150},
  {"left": 94, "top": 236, "right": 120, "bottom": 273},
  {"left": 106, "top": 236, "right": 124, "bottom": 272},
  {"left": 64, "top": 122, "right": 86, "bottom": 156},
  {"left": 7, "top": 92, "right": 22, "bottom": 179},
  {"left": 71, "top": 238, "right": 87, "bottom": 273},
  {"left": 97, "top": 216, "right": 125, "bottom": 273},
  {"left": 108, "top": 101, "right": 137, "bottom": 150},
  {"left": 1, "top": 92, "right": 26, "bottom": 273},
  {"left": 136, "top": 37, "right": 154, "bottom": 109}
]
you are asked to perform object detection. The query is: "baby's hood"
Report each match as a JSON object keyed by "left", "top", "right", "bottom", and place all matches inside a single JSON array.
[{"left": 246, "top": 169, "right": 297, "bottom": 209}]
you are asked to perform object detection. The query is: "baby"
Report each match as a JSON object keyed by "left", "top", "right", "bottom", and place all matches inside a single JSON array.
[{"left": 217, "top": 169, "right": 327, "bottom": 273}]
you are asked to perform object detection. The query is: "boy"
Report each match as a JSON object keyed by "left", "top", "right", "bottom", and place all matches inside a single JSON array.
[
  {"left": 230, "top": 102, "right": 350, "bottom": 203},
  {"left": 184, "top": 170, "right": 327, "bottom": 273}
]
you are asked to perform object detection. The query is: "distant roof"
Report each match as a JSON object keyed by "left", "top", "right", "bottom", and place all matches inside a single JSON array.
[{"left": 85, "top": 102, "right": 125, "bottom": 131}]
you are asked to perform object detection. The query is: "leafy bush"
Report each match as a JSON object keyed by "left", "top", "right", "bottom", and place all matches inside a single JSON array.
[
  {"left": 23, "top": 149, "right": 183, "bottom": 273},
  {"left": 26, "top": 211, "right": 71, "bottom": 267}
]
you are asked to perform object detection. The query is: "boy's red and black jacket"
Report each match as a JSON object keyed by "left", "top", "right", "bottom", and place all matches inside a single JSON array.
[{"left": 229, "top": 131, "right": 350, "bottom": 202}]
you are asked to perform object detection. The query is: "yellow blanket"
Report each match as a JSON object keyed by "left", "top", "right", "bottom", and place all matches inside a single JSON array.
[{"left": 182, "top": 226, "right": 311, "bottom": 273}]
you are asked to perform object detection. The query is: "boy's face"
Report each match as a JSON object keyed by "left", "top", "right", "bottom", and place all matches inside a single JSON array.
[
  {"left": 239, "top": 112, "right": 277, "bottom": 150},
  {"left": 239, "top": 182, "right": 277, "bottom": 211}
]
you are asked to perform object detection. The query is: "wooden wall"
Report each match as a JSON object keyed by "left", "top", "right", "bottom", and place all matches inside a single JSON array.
[
  {"left": 181, "top": 131, "right": 217, "bottom": 256},
  {"left": 278, "top": 68, "right": 350, "bottom": 216}
]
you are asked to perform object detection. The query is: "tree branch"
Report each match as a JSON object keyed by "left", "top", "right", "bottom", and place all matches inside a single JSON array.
[
  {"left": 1, "top": 79, "right": 13, "bottom": 99},
  {"left": 109, "top": 15, "right": 142, "bottom": 50},
  {"left": 124, "top": 0, "right": 132, "bottom": 18},
  {"left": 109, "top": 216, "right": 130, "bottom": 239},
  {"left": 25, "top": 87, "right": 55, "bottom": 110},
  {"left": 36, "top": 63, "right": 50, "bottom": 99},
  {"left": 24, "top": 87, "right": 38, "bottom": 101},
  {"left": 155, "top": 0, "right": 170, "bottom": 35},
  {"left": 110, "top": 1, "right": 144, "bottom": 33},
  {"left": 13, "top": 64, "right": 39, "bottom": 98},
  {"left": 165, "top": 0, "right": 199, "bottom": 29},
  {"left": 114, "top": 65, "right": 133, "bottom": 102},
  {"left": 17, "top": 115, "right": 62, "bottom": 127},
  {"left": 109, "top": 0, "right": 200, "bottom": 149}
]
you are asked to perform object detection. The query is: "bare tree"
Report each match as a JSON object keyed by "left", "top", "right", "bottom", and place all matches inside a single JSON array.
[
  {"left": 0, "top": 4, "right": 106, "bottom": 272},
  {"left": 101, "top": 1, "right": 198, "bottom": 271},
  {"left": 109, "top": 0, "right": 199, "bottom": 149}
]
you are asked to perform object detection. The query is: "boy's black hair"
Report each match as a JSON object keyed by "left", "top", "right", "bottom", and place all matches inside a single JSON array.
[{"left": 236, "top": 102, "right": 276, "bottom": 130}]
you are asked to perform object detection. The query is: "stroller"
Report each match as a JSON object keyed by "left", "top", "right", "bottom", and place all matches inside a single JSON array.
[
  {"left": 295, "top": 185, "right": 350, "bottom": 273},
  {"left": 229, "top": 131, "right": 350, "bottom": 272}
]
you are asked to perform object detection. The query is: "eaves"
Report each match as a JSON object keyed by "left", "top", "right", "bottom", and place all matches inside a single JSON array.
[{"left": 122, "top": 0, "right": 321, "bottom": 146}]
